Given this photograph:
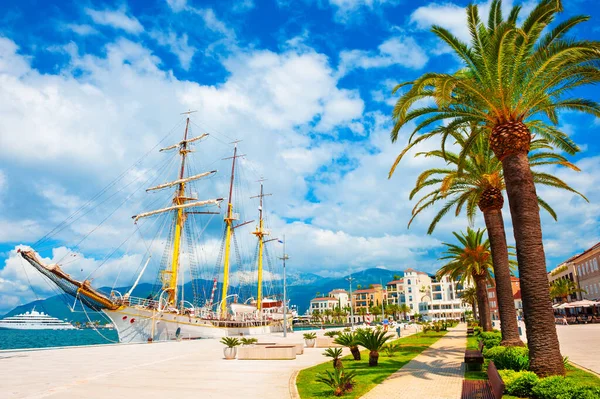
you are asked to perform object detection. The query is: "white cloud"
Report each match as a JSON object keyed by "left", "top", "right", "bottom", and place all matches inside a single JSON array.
[
  {"left": 65, "top": 24, "right": 99, "bottom": 36},
  {"left": 410, "top": 0, "right": 537, "bottom": 43},
  {"left": 86, "top": 7, "right": 144, "bottom": 34},
  {"left": 150, "top": 31, "right": 196, "bottom": 70},
  {"left": 166, "top": 0, "right": 187, "bottom": 12},
  {"left": 338, "top": 36, "right": 428, "bottom": 76},
  {"left": 328, "top": 0, "right": 399, "bottom": 22}
]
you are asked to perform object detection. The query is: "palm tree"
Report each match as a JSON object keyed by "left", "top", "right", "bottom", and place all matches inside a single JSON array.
[
  {"left": 356, "top": 329, "right": 394, "bottom": 366},
  {"left": 393, "top": 129, "right": 584, "bottom": 346},
  {"left": 438, "top": 228, "right": 499, "bottom": 331},
  {"left": 461, "top": 286, "right": 479, "bottom": 322},
  {"left": 550, "top": 279, "right": 586, "bottom": 303},
  {"left": 398, "top": 304, "right": 411, "bottom": 321},
  {"left": 334, "top": 332, "right": 361, "bottom": 360},
  {"left": 389, "top": 0, "right": 598, "bottom": 376}
]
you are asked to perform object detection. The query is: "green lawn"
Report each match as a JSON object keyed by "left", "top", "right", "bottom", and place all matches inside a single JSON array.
[{"left": 296, "top": 330, "right": 447, "bottom": 398}]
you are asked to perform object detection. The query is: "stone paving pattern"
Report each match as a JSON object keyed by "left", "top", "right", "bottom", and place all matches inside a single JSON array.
[{"left": 361, "top": 325, "right": 467, "bottom": 399}]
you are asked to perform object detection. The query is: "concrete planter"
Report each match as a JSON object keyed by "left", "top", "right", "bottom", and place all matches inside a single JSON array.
[
  {"left": 305, "top": 339, "right": 316, "bottom": 348},
  {"left": 223, "top": 347, "right": 238, "bottom": 360}
]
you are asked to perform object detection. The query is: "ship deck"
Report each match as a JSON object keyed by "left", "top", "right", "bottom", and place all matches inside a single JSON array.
[{"left": 0, "top": 329, "right": 339, "bottom": 399}]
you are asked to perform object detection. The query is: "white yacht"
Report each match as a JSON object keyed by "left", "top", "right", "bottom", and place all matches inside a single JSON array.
[{"left": 0, "top": 309, "right": 76, "bottom": 330}]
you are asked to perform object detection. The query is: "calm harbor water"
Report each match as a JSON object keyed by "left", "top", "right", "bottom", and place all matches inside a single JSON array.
[{"left": 0, "top": 329, "right": 119, "bottom": 351}]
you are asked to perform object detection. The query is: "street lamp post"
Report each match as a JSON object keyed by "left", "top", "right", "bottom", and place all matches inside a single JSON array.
[
  {"left": 347, "top": 275, "right": 354, "bottom": 331},
  {"left": 279, "top": 235, "right": 290, "bottom": 337}
]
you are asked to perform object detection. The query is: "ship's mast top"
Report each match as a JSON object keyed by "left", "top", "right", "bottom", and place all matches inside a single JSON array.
[{"left": 251, "top": 179, "right": 272, "bottom": 310}]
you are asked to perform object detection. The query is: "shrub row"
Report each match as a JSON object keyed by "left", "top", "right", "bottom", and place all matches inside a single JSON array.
[{"left": 499, "top": 370, "right": 600, "bottom": 399}]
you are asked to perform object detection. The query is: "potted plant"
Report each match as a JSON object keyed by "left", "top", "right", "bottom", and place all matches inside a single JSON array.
[
  {"left": 334, "top": 332, "right": 361, "bottom": 360},
  {"left": 356, "top": 329, "right": 393, "bottom": 366},
  {"left": 303, "top": 332, "right": 317, "bottom": 348},
  {"left": 220, "top": 337, "right": 240, "bottom": 359},
  {"left": 240, "top": 337, "right": 257, "bottom": 346}
]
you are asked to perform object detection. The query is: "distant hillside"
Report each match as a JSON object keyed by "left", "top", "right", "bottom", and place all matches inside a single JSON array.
[{"left": 1, "top": 268, "right": 405, "bottom": 321}]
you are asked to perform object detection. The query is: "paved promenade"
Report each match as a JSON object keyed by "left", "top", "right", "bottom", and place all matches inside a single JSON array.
[
  {"left": 0, "top": 325, "right": 421, "bottom": 399},
  {"left": 556, "top": 324, "right": 600, "bottom": 374},
  {"left": 361, "top": 325, "right": 466, "bottom": 399},
  {"left": 0, "top": 330, "right": 333, "bottom": 399}
]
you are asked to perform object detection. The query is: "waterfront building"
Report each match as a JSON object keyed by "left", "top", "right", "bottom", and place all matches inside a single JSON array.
[
  {"left": 351, "top": 284, "right": 386, "bottom": 312},
  {"left": 573, "top": 242, "right": 600, "bottom": 301},
  {"left": 487, "top": 277, "right": 523, "bottom": 320},
  {"left": 328, "top": 289, "right": 350, "bottom": 309},
  {"left": 385, "top": 269, "right": 471, "bottom": 321},
  {"left": 418, "top": 275, "right": 470, "bottom": 321},
  {"left": 309, "top": 296, "right": 339, "bottom": 313},
  {"left": 547, "top": 256, "right": 582, "bottom": 303},
  {"left": 309, "top": 289, "right": 350, "bottom": 314},
  {"left": 386, "top": 279, "right": 404, "bottom": 305}
]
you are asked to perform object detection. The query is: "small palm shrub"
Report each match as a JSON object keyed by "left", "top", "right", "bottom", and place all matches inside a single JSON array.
[
  {"left": 384, "top": 342, "right": 401, "bottom": 357},
  {"left": 356, "top": 329, "right": 394, "bottom": 366},
  {"left": 323, "top": 347, "right": 344, "bottom": 369},
  {"left": 483, "top": 346, "right": 529, "bottom": 371},
  {"left": 316, "top": 368, "right": 357, "bottom": 397},
  {"left": 499, "top": 370, "right": 539, "bottom": 398},
  {"left": 240, "top": 337, "right": 257, "bottom": 345},
  {"left": 303, "top": 332, "right": 317, "bottom": 340},
  {"left": 334, "top": 332, "right": 361, "bottom": 360},
  {"left": 324, "top": 330, "right": 340, "bottom": 338},
  {"left": 343, "top": 327, "right": 351, "bottom": 332},
  {"left": 220, "top": 337, "right": 241, "bottom": 348}
]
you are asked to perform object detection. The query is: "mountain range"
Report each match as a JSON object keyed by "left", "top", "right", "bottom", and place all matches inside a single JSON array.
[{"left": 1, "top": 267, "right": 406, "bottom": 323}]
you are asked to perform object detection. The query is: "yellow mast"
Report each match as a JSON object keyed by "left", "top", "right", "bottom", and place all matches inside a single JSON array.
[
  {"left": 220, "top": 144, "right": 241, "bottom": 316},
  {"left": 251, "top": 180, "right": 270, "bottom": 310},
  {"left": 165, "top": 115, "right": 192, "bottom": 305}
]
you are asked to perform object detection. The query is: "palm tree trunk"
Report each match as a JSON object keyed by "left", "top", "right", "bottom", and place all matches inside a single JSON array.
[
  {"left": 501, "top": 150, "right": 564, "bottom": 376},
  {"left": 474, "top": 275, "right": 492, "bottom": 331},
  {"left": 483, "top": 208, "right": 523, "bottom": 346}
]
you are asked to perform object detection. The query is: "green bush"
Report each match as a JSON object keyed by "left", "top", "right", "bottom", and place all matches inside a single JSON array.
[
  {"left": 479, "top": 331, "right": 502, "bottom": 349},
  {"left": 324, "top": 330, "right": 340, "bottom": 338},
  {"left": 531, "top": 376, "right": 600, "bottom": 399},
  {"left": 483, "top": 346, "right": 529, "bottom": 371},
  {"left": 499, "top": 370, "right": 539, "bottom": 397}
]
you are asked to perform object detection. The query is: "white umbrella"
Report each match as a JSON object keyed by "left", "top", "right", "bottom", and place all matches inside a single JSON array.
[{"left": 566, "top": 299, "right": 598, "bottom": 308}]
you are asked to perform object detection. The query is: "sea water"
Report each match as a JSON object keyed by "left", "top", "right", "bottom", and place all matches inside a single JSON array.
[{"left": 0, "top": 329, "right": 119, "bottom": 350}]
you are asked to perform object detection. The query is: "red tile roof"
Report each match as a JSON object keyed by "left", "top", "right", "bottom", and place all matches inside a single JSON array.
[{"left": 311, "top": 297, "right": 337, "bottom": 301}]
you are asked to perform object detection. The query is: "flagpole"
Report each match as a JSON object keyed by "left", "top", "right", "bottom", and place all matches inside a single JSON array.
[{"left": 279, "top": 236, "right": 290, "bottom": 337}]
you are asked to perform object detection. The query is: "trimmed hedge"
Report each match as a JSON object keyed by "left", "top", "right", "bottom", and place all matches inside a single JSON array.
[
  {"left": 483, "top": 346, "right": 529, "bottom": 371},
  {"left": 498, "top": 370, "right": 539, "bottom": 397},
  {"left": 532, "top": 376, "right": 600, "bottom": 399}
]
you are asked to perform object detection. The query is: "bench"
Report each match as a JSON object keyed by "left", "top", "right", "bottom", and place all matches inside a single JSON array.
[
  {"left": 464, "top": 349, "right": 484, "bottom": 371},
  {"left": 237, "top": 344, "right": 296, "bottom": 360},
  {"left": 460, "top": 361, "right": 504, "bottom": 399},
  {"left": 467, "top": 327, "right": 474, "bottom": 335},
  {"left": 256, "top": 342, "right": 304, "bottom": 355},
  {"left": 316, "top": 337, "right": 343, "bottom": 348}
]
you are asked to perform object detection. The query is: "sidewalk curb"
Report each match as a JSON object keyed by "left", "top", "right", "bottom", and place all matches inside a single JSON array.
[
  {"left": 568, "top": 361, "right": 600, "bottom": 378},
  {"left": 289, "top": 369, "right": 300, "bottom": 399}
]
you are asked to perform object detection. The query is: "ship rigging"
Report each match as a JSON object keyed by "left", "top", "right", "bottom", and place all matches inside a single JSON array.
[{"left": 19, "top": 113, "right": 292, "bottom": 342}]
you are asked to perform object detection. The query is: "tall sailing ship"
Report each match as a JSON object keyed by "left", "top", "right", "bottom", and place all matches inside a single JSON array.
[{"left": 19, "top": 113, "right": 292, "bottom": 343}]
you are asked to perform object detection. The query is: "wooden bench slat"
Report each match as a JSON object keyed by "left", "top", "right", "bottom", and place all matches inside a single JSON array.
[{"left": 461, "top": 380, "right": 494, "bottom": 399}]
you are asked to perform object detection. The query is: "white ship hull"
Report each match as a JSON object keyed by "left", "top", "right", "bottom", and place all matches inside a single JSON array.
[
  {"left": 103, "top": 306, "right": 286, "bottom": 343},
  {"left": 0, "top": 324, "right": 76, "bottom": 330}
]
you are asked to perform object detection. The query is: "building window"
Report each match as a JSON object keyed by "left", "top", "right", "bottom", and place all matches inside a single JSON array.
[
  {"left": 578, "top": 265, "right": 582, "bottom": 275},
  {"left": 408, "top": 287, "right": 412, "bottom": 293},
  {"left": 409, "top": 296, "right": 413, "bottom": 302},
  {"left": 408, "top": 279, "right": 411, "bottom": 285},
  {"left": 489, "top": 291, "right": 495, "bottom": 298}
]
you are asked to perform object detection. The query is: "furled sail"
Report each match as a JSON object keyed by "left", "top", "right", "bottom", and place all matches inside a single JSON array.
[
  {"left": 146, "top": 170, "right": 217, "bottom": 192},
  {"left": 132, "top": 198, "right": 223, "bottom": 222},
  {"left": 159, "top": 133, "right": 209, "bottom": 152}
]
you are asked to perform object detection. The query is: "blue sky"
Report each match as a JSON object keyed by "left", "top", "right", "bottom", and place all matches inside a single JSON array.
[{"left": 0, "top": 0, "right": 599, "bottom": 313}]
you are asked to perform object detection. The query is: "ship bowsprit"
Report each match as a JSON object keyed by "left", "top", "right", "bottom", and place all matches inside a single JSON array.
[{"left": 18, "top": 249, "right": 119, "bottom": 311}]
